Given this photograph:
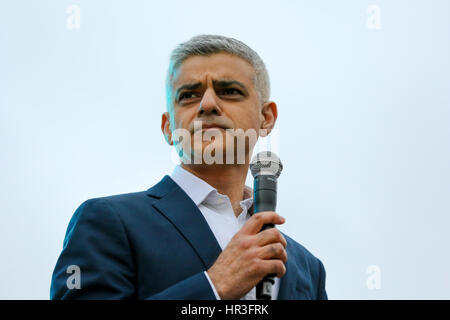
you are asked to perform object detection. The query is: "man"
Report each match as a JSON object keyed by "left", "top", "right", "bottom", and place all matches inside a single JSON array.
[{"left": 50, "top": 34, "right": 327, "bottom": 300}]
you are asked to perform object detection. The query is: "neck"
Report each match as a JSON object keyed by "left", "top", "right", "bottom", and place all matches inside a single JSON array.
[{"left": 181, "top": 163, "right": 250, "bottom": 217}]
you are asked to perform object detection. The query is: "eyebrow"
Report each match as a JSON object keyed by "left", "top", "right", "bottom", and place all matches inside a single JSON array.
[{"left": 175, "top": 79, "right": 249, "bottom": 100}]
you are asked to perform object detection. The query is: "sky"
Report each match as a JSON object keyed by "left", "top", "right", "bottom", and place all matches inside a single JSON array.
[{"left": 0, "top": 0, "right": 449, "bottom": 299}]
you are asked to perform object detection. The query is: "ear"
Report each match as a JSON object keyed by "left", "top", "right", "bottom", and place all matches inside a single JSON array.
[
  {"left": 161, "top": 112, "right": 173, "bottom": 145},
  {"left": 260, "top": 101, "right": 278, "bottom": 137}
]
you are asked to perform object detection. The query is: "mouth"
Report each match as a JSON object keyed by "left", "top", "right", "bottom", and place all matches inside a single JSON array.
[
  {"left": 194, "top": 123, "right": 228, "bottom": 133},
  {"left": 202, "top": 124, "right": 225, "bottom": 130}
]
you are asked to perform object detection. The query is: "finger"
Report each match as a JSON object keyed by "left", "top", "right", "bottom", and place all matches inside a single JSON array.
[
  {"left": 255, "top": 228, "right": 287, "bottom": 248},
  {"left": 241, "top": 211, "right": 285, "bottom": 235},
  {"left": 261, "top": 259, "right": 286, "bottom": 278},
  {"left": 259, "top": 243, "right": 288, "bottom": 263}
]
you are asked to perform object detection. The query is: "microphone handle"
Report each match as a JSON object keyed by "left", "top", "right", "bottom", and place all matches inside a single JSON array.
[{"left": 253, "top": 175, "right": 277, "bottom": 300}]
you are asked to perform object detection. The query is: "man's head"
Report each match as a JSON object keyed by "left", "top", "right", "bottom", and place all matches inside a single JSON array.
[{"left": 161, "top": 34, "right": 277, "bottom": 165}]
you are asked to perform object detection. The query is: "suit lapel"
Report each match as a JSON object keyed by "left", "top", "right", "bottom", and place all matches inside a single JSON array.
[
  {"left": 148, "top": 175, "right": 222, "bottom": 270},
  {"left": 277, "top": 235, "right": 298, "bottom": 299},
  {"left": 148, "top": 176, "right": 303, "bottom": 299}
]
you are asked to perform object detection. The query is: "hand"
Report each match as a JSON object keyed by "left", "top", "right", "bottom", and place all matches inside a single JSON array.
[{"left": 207, "top": 211, "right": 287, "bottom": 300}]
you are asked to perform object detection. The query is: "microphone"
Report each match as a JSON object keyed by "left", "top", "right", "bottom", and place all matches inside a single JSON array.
[{"left": 250, "top": 151, "right": 283, "bottom": 300}]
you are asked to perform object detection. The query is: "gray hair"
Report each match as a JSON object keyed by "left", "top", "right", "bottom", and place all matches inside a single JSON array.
[{"left": 166, "top": 34, "right": 270, "bottom": 108}]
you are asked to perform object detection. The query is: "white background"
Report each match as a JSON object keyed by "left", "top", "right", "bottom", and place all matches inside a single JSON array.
[{"left": 1, "top": 0, "right": 449, "bottom": 299}]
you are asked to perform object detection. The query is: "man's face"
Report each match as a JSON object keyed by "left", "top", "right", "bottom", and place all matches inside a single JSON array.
[{"left": 162, "top": 52, "right": 276, "bottom": 164}]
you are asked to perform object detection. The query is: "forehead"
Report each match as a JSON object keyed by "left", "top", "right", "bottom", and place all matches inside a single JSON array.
[{"left": 171, "top": 53, "right": 255, "bottom": 88}]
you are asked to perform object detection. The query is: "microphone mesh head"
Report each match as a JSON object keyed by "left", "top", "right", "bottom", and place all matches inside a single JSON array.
[{"left": 250, "top": 151, "right": 283, "bottom": 178}]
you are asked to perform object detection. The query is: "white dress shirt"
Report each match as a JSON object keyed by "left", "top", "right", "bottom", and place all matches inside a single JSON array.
[{"left": 171, "top": 165, "right": 280, "bottom": 300}]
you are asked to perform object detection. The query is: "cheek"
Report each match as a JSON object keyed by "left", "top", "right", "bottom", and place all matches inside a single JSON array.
[
  {"left": 172, "top": 108, "right": 194, "bottom": 130},
  {"left": 232, "top": 108, "right": 260, "bottom": 130}
]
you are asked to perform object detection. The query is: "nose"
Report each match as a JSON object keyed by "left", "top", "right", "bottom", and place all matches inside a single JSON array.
[{"left": 198, "top": 88, "right": 222, "bottom": 116}]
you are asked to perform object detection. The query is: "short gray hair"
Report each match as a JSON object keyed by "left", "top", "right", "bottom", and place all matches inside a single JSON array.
[{"left": 166, "top": 34, "right": 270, "bottom": 107}]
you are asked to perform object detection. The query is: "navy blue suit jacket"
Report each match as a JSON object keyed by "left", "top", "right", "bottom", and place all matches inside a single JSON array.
[{"left": 51, "top": 175, "right": 327, "bottom": 299}]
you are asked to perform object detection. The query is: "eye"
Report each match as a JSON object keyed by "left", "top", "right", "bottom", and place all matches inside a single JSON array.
[
  {"left": 178, "top": 92, "right": 199, "bottom": 102},
  {"left": 219, "top": 88, "right": 242, "bottom": 96}
]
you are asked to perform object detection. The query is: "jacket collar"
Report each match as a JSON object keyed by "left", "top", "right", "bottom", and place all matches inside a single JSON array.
[
  {"left": 147, "top": 175, "right": 299, "bottom": 299},
  {"left": 147, "top": 175, "right": 222, "bottom": 270},
  {"left": 276, "top": 239, "right": 299, "bottom": 299}
]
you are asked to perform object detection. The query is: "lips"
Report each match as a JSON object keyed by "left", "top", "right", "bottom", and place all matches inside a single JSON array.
[
  {"left": 201, "top": 124, "right": 225, "bottom": 130},
  {"left": 192, "top": 123, "right": 228, "bottom": 133}
]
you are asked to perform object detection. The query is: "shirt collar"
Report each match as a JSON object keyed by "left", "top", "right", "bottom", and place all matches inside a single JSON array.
[
  {"left": 171, "top": 165, "right": 216, "bottom": 206},
  {"left": 170, "top": 165, "right": 254, "bottom": 208},
  {"left": 241, "top": 186, "right": 254, "bottom": 212}
]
